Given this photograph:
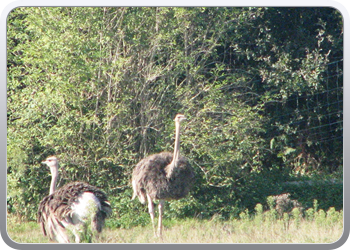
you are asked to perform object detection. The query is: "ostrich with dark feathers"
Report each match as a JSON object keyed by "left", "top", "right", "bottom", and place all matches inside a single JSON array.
[
  {"left": 37, "top": 155, "right": 111, "bottom": 243},
  {"left": 132, "top": 114, "right": 195, "bottom": 237}
]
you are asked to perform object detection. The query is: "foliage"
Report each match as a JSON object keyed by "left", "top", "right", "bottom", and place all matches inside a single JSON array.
[
  {"left": 280, "top": 180, "right": 343, "bottom": 211},
  {"left": 7, "top": 7, "right": 343, "bottom": 223}
]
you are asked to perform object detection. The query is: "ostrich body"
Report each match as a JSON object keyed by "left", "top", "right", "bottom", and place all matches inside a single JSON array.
[
  {"left": 131, "top": 114, "right": 195, "bottom": 237},
  {"left": 37, "top": 156, "right": 111, "bottom": 243}
]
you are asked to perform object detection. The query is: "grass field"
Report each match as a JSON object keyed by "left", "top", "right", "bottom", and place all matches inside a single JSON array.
[{"left": 6, "top": 206, "right": 343, "bottom": 244}]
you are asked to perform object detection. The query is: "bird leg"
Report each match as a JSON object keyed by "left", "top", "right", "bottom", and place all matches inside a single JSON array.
[
  {"left": 146, "top": 194, "right": 156, "bottom": 236},
  {"left": 157, "top": 200, "right": 165, "bottom": 238},
  {"left": 74, "top": 232, "right": 81, "bottom": 243}
]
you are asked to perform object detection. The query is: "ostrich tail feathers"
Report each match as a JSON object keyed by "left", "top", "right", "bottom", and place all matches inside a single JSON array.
[
  {"left": 138, "top": 193, "right": 146, "bottom": 204},
  {"left": 131, "top": 180, "right": 137, "bottom": 200},
  {"left": 131, "top": 179, "right": 147, "bottom": 204}
]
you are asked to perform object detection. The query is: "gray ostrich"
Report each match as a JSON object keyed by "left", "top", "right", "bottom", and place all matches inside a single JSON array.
[
  {"left": 37, "top": 155, "right": 111, "bottom": 243},
  {"left": 132, "top": 114, "right": 195, "bottom": 237}
]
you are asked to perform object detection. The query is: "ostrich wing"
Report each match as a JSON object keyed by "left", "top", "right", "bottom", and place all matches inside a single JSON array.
[{"left": 132, "top": 152, "right": 195, "bottom": 201}]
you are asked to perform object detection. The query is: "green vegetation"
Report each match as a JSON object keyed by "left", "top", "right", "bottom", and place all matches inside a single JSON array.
[
  {"left": 7, "top": 203, "right": 343, "bottom": 243},
  {"left": 7, "top": 6, "right": 343, "bottom": 235}
]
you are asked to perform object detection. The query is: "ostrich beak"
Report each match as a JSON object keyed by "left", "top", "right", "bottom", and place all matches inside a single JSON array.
[
  {"left": 41, "top": 162, "right": 49, "bottom": 169},
  {"left": 174, "top": 114, "right": 186, "bottom": 121}
]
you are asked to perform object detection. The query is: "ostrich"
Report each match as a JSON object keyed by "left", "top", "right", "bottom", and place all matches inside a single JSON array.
[
  {"left": 37, "top": 155, "right": 111, "bottom": 243},
  {"left": 131, "top": 114, "right": 195, "bottom": 237}
]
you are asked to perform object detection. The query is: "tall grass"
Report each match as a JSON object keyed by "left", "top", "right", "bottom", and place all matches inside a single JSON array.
[{"left": 7, "top": 205, "right": 343, "bottom": 244}]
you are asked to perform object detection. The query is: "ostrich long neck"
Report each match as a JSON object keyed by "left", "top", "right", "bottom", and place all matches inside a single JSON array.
[
  {"left": 49, "top": 165, "right": 58, "bottom": 195},
  {"left": 166, "top": 120, "right": 181, "bottom": 179}
]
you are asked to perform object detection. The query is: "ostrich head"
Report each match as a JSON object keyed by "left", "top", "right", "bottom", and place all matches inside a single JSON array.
[
  {"left": 174, "top": 114, "right": 186, "bottom": 123},
  {"left": 42, "top": 155, "right": 59, "bottom": 194},
  {"left": 42, "top": 155, "right": 59, "bottom": 169}
]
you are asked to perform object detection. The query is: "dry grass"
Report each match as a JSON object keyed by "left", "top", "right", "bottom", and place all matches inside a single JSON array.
[
  {"left": 99, "top": 217, "right": 343, "bottom": 243},
  {"left": 7, "top": 208, "right": 343, "bottom": 244}
]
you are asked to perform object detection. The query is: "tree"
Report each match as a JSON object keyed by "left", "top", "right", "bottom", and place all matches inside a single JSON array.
[{"left": 7, "top": 7, "right": 342, "bottom": 222}]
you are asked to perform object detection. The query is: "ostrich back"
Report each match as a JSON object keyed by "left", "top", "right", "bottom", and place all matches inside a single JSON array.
[
  {"left": 37, "top": 181, "right": 111, "bottom": 241},
  {"left": 132, "top": 152, "right": 195, "bottom": 201}
]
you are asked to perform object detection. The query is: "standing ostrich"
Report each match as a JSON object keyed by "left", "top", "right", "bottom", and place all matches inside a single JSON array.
[
  {"left": 37, "top": 156, "right": 111, "bottom": 243},
  {"left": 132, "top": 114, "right": 195, "bottom": 237}
]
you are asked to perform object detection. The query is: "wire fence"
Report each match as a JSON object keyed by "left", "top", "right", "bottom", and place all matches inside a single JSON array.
[{"left": 268, "top": 59, "right": 343, "bottom": 149}]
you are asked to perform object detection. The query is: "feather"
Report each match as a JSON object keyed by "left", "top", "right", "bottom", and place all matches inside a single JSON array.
[
  {"left": 132, "top": 152, "right": 194, "bottom": 201},
  {"left": 37, "top": 156, "right": 111, "bottom": 243},
  {"left": 131, "top": 114, "right": 195, "bottom": 237}
]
